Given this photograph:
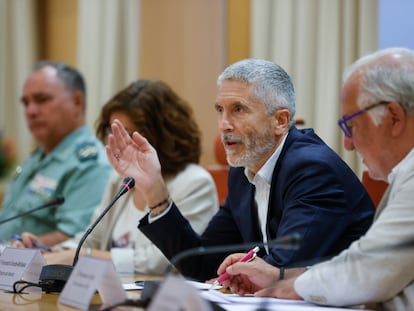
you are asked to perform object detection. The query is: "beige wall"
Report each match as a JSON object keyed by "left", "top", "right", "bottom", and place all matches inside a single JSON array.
[
  {"left": 227, "top": 0, "right": 250, "bottom": 65},
  {"left": 39, "top": 0, "right": 250, "bottom": 165},
  {"left": 139, "top": 0, "right": 225, "bottom": 165},
  {"left": 41, "top": 0, "right": 78, "bottom": 66}
]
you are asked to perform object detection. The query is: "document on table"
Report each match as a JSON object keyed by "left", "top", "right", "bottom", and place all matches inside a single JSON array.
[
  {"left": 201, "top": 289, "right": 375, "bottom": 311},
  {"left": 122, "top": 280, "right": 220, "bottom": 291},
  {"left": 122, "top": 283, "right": 143, "bottom": 290},
  {"left": 186, "top": 280, "right": 222, "bottom": 290},
  {"left": 122, "top": 279, "right": 374, "bottom": 311}
]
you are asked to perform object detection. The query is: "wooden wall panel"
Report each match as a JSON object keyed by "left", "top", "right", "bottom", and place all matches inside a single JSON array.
[
  {"left": 227, "top": 0, "right": 250, "bottom": 64},
  {"left": 41, "top": 0, "right": 78, "bottom": 66},
  {"left": 139, "top": 0, "right": 226, "bottom": 165},
  {"left": 39, "top": 0, "right": 251, "bottom": 165}
]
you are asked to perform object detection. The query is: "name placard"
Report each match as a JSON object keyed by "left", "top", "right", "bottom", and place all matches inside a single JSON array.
[
  {"left": 147, "top": 273, "right": 212, "bottom": 311},
  {"left": 58, "top": 256, "right": 127, "bottom": 311},
  {"left": 0, "top": 247, "right": 45, "bottom": 291}
]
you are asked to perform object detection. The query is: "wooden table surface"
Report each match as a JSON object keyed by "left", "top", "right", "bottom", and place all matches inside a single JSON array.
[{"left": 0, "top": 274, "right": 161, "bottom": 311}]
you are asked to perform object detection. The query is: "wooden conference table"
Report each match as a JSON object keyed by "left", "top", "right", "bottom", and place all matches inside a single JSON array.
[
  {"left": 0, "top": 274, "right": 377, "bottom": 311},
  {"left": 0, "top": 274, "right": 160, "bottom": 311}
]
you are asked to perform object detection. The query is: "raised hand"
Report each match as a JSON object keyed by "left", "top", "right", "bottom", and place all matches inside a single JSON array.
[{"left": 105, "top": 119, "right": 169, "bottom": 206}]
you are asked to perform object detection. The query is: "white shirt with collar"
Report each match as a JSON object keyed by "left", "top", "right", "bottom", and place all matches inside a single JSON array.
[
  {"left": 148, "top": 131, "right": 289, "bottom": 249},
  {"left": 245, "top": 133, "right": 288, "bottom": 253},
  {"left": 387, "top": 147, "right": 414, "bottom": 184}
]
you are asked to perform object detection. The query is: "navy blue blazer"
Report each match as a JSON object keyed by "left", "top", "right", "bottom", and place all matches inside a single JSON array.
[{"left": 139, "top": 128, "right": 375, "bottom": 281}]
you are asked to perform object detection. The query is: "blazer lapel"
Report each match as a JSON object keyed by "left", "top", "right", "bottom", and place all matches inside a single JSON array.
[{"left": 238, "top": 183, "right": 263, "bottom": 242}]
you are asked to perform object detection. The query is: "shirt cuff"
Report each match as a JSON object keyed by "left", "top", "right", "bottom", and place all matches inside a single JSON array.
[{"left": 148, "top": 201, "right": 173, "bottom": 223}]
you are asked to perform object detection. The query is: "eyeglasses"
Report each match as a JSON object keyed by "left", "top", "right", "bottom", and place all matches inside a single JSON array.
[{"left": 337, "top": 101, "right": 389, "bottom": 138}]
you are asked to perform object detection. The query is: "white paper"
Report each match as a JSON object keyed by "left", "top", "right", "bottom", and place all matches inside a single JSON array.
[
  {"left": 147, "top": 274, "right": 213, "bottom": 311},
  {"left": 97, "top": 261, "right": 127, "bottom": 307},
  {"left": 58, "top": 256, "right": 127, "bottom": 310},
  {"left": 123, "top": 282, "right": 143, "bottom": 290},
  {"left": 0, "top": 247, "right": 45, "bottom": 291},
  {"left": 186, "top": 280, "right": 222, "bottom": 290},
  {"left": 201, "top": 290, "right": 375, "bottom": 311}
]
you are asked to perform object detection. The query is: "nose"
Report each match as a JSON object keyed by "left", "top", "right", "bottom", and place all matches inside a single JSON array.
[
  {"left": 343, "top": 136, "right": 355, "bottom": 151},
  {"left": 25, "top": 101, "right": 38, "bottom": 115},
  {"left": 218, "top": 113, "right": 233, "bottom": 132}
]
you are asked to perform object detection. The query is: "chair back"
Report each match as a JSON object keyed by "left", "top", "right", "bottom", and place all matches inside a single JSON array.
[
  {"left": 206, "top": 134, "right": 229, "bottom": 204},
  {"left": 362, "top": 170, "right": 388, "bottom": 207}
]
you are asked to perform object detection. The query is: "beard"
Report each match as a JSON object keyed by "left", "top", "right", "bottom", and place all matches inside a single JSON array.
[{"left": 224, "top": 126, "right": 276, "bottom": 168}]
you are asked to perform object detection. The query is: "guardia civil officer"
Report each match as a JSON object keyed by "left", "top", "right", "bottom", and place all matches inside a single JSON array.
[{"left": 0, "top": 61, "right": 112, "bottom": 247}]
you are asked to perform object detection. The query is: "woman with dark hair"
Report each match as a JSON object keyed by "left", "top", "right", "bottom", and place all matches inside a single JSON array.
[{"left": 41, "top": 79, "right": 219, "bottom": 274}]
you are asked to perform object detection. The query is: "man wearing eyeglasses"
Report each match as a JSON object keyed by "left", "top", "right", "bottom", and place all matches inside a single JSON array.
[{"left": 216, "top": 47, "right": 414, "bottom": 310}]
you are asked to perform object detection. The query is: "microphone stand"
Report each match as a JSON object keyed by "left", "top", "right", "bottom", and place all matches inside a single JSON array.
[
  {"left": 168, "top": 232, "right": 302, "bottom": 273},
  {"left": 38, "top": 177, "right": 135, "bottom": 293},
  {"left": 0, "top": 196, "right": 65, "bottom": 225},
  {"left": 73, "top": 177, "right": 134, "bottom": 266},
  {"left": 130, "top": 233, "right": 303, "bottom": 309}
]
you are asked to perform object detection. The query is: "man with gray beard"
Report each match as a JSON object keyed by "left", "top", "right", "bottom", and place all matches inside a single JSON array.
[
  {"left": 216, "top": 47, "right": 414, "bottom": 311},
  {"left": 105, "top": 58, "right": 375, "bottom": 282}
]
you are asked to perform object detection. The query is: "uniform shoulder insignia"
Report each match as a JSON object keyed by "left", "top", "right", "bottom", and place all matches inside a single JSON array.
[{"left": 76, "top": 142, "right": 98, "bottom": 161}]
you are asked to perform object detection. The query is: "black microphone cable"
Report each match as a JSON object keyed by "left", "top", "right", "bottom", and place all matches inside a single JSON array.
[{"left": 168, "top": 232, "right": 302, "bottom": 274}]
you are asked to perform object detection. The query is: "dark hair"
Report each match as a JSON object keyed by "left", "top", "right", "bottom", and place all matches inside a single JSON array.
[
  {"left": 32, "top": 61, "right": 87, "bottom": 109},
  {"left": 96, "top": 80, "right": 201, "bottom": 176}
]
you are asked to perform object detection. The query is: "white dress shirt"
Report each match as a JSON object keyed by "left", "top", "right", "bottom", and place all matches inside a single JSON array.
[{"left": 245, "top": 133, "right": 288, "bottom": 253}]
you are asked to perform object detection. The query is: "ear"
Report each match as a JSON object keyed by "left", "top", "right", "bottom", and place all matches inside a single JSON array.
[
  {"left": 273, "top": 109, "right": 291, "bottom": 135},
  {"left": 72, "top": 90, "right": 85, "bottom": 113},
  {"left": 387, "top": 102, "right": 406, "bottom": 137}
]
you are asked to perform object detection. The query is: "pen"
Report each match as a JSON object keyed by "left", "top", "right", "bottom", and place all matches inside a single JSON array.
[
  {"left": 210, "top": 246, "right": 260, "bottom": 289},
  {"left": 10, "top": 234, "right": 52, "bottom": 252}
]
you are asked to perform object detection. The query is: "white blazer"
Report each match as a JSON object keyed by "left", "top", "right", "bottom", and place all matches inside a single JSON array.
[{"left": 65, "top": 164, "right": 218, "bottom": 275}]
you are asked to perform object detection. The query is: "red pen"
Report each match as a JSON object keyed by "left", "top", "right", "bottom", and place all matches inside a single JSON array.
[{"left": 210, "top": 246, "right": 260, "bottom": 289}]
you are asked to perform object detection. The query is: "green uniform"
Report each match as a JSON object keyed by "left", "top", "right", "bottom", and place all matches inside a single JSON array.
[{"left": 0, "top": 126, "right": 112, "bottom": 240}]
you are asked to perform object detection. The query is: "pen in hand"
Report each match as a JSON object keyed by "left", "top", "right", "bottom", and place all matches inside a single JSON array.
[
  {"left": 10, "top": 234, "right": 52, "bottom": 252},
  {"left": 210, "top": 246, "right": 260, "bottom": 289}
]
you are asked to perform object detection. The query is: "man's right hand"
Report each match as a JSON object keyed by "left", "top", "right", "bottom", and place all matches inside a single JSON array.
[
  {"left": 106, "top": 119, "right": 169, "bottom": 209},
  {"left": 216, "top": 253, "right": 280, "bottom": 296}
]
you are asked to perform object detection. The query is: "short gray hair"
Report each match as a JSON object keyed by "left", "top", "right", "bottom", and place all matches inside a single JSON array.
[
  {"left": 32, "top": 60, "right": 87, "bottom": 110},
  {"left": 217, "top": 58, "right": 296, "bottom": 127},
  {"left": 343, "top": 47, "right": 414, "bottom": 125}
]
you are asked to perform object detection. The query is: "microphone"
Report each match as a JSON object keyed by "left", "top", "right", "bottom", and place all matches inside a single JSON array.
[
  {"left": 38, "top": 177, "right": 135, "bottom": 293},
  {"left": 0, "top": 196, "right": 65, "bottom": 225}
]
